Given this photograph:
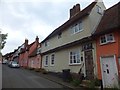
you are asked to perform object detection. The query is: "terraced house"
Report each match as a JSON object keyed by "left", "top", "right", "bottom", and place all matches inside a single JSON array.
[
  {"left": 93, "top": 2, "right": 120, "bottom": 88},
  {"left": 41, "top": 1, "right": 106, "bottom": 80}
]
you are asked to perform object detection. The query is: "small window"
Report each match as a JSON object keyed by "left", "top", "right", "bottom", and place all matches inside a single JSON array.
[
  {"left": 58, "top": 32, "right": 62, "bottom": 39},
  {"left": 44, "top": 41, "right": 49, "bottom": 47},
  {"left": 50, "top": 54, "right": 55, "bottom": 66},
  {"left": 71, "top": 21, "right": 83, "bottom": 34},
  {"left": 107, "top": 34, "right": 114, "bottom": 42},
  {"left": 100, "top": 33, "right": 115, "bottom": 45},
  {"left": 69, "top": 51, "right": 81, "bottom": 65},
  {"left": 100, "top": 35, "right": 106, "bottom": 44},
  {"left": 97, "top": 5, "right": 103, "bottom": 14},
  {"left": 45, "top": 56, "right": 48, "bottom": 66}
]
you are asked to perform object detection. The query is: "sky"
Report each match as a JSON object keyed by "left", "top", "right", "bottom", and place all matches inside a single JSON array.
[{"left": 0, "top": 0, "right": 119, "bottom": 55}]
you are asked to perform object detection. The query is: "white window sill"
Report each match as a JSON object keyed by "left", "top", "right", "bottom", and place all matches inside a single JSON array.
[
  {"left": 50, "top": 65, "right": 54, "bottom": 67},
  {"left": 100, "top": 41, "right": 115, "bottom": 46},
  {"left": 71, "top": 29, "right": 84, "bottom": 35},
  {"left": 69, "top": 63, "right": 81, "bottom": 66},
  {"left": 44, "top": 65, "right": 48, "bottom": 67}
]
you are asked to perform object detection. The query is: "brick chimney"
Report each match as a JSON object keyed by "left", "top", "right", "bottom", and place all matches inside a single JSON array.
[
  {"left": 25, "top": 38, "right": 28, "bottom": 48},
  {"left": 70, "top": 3, "right": 80, "bottom": 18},
  {"left": 35, "top": 36, "right": 39, "bottom": 43}
]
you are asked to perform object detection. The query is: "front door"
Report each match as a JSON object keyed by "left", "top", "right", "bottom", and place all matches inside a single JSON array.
[
  {"left": 100, "top": 56, "right": 119, "bottom": 88},
  {"left": 85, "top": 50, "right": 94, "bottom": 80}
]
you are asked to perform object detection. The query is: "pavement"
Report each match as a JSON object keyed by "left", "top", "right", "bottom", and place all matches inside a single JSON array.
[
  {"left": 2, "top": 65, "right": 65, "bottom": 88},
  {"left": 25, "top": 68, "right": 82, "bottom": 89}
]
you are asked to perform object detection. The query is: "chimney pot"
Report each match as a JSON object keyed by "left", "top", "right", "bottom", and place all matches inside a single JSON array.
[
  {"left": 36, "top": 36, "right": 39, "bottom": 42},
  {"left": 76, "top": 4, "right": 80, "bottom": 13},
  {"left": 25, "top": 38, "right": 28, "bottom": 48}
]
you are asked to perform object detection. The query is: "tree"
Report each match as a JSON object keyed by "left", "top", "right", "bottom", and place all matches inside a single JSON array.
[{"left": 0, "top": 32, "right": 8, "bottom": 50}]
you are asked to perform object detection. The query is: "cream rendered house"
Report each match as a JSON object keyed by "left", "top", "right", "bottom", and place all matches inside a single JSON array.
[{"left": 41, "top": 1, "right": 106, "bottom": 80}]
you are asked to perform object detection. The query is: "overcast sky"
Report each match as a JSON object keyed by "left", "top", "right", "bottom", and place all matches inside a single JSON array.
[{"left": 0, "top": 0, "right": 119, "bottom": 55}]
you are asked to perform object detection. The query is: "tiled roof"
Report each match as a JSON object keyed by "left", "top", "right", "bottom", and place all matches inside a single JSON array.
[
  {"left": 42, "top": 2, "right": 97, "bottom": 43},
  {"left": 19, "top": 42, "right": 35, "bottom": 54},
  {"left": 93, "top": 2, "right": 120, "bottom": 35},
  {"left": 26, "top": 42, "right": 35, "bottom": 51},
  {"left": 28, "top": 48, "right": 37, "bottom": 57}
]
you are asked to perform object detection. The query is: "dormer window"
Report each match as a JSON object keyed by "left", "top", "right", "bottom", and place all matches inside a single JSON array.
[
  {"left": 97, "top": 5, "right": 103, "bottom": 15},
  {"left": 71, "top": 20, "right": 83, "bottom": 34}
]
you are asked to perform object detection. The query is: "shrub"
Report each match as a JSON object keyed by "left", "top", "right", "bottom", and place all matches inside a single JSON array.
[
  {"left": 34, "top": 68, "right": 41, "bottom": 72},
  {"left": 72, "top": 79, "right": 81, "bottom": 86},
  {"left": 88, "top": 78, "right": 101, "bottom": 88},
  {"left": 40, "top": 68, "right": 48, "bottom": 74}
]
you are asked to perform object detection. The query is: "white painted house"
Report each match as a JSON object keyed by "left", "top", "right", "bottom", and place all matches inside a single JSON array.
[{"left": 41, "top": 1, "right": 106, "bottom": 80}]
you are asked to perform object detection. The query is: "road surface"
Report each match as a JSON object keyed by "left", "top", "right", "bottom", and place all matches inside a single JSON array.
[{"left": 2, "top": 65, "right": 65, "bottom": 88}]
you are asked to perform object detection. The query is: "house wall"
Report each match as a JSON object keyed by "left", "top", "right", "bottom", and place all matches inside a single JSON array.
[
  {"left": 28, "top": 55, "right": 41, "bottom": 69},
  {"left": 92, "top": 41, "right": 97, "bottom": 77},
  {"left": 42, "top": 42, "right": 97, "bottom": 77},
  {"left": 96, "top": 31, "right": 119, "bottom": 79},
  {"left": 41, "top": 2, "right": 106, "bottom": 54},
  {"left": 42, "top": 45, "right": 84, "bottom": 73},
  {"left": 19, "top": 53, "right": 24, "bottom": 66},
  {"left": 88, "top": 2, "right": 106, "bottom": 34},
  {"left": 118, "top": 30, "right": 120, "bottom": 76},
  {"left": 23, "top": 51, "right": 29, "bottom": 67}
]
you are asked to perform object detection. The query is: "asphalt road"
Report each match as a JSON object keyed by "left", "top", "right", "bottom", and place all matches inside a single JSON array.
[{"left": 2, "top": 64, "right": 64, "bottom": 88}]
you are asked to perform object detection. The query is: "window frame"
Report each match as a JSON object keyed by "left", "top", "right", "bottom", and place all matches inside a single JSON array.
[
  {"left": 100, "top": 33, "right": 115, "bottom": 45},
  {"left": 71, "top": 20, "right": 83, "bottom": 35},
  {"left": 44, "top": 55, "right": 49, "bottom": 66},
  {"left": 58, "top": 32, "right": 62, "bottom": 39},
  {"left": 50, "top": 54, "right": 55, "bottom": 66},
  {"left": 97, "top": 5, "right": 103, "bottom": 15},
  {"left": 44, "top": 41, "right": 49, "bottom": 47},
  {"left": 69, "top": 50, "right": 81, "bottom": 65}
]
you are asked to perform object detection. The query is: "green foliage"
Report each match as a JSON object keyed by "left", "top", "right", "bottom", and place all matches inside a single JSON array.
[
  {"left": 88, "top": 78, "right": 100, "bottom": 88},
  {"left": 71, "top": 79, "right": 81, "bottom": 86},
  {"left": 0, "top": 32, "right": 8, "bottom": 49}
]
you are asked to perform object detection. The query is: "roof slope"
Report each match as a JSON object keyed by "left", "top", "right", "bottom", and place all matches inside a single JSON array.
[
  {"left": 42, "top": 2, "right": 97, "bottom": 43},
  {"left": 28, "top": 48, "right": 37, "bottom": 57},
  {"left": 93, "top": 2, "right": 120, "bottom": 35}
]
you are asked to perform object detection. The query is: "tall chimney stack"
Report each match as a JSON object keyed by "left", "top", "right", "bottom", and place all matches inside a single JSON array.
[
  {"left": 25, "top": 38, "right": 28, "bottom": 48},
  {"left": 70, "top": 3, "right": 80, "bottom": 19},
  {"left": 36, "top": 36, "right": 39, "bottom": 43},
  {"left": 76, "top": 4, "right": 80, "bottom": 14}
]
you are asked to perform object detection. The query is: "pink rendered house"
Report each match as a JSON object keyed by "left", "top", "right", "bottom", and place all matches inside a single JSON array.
[
  {"left": 19, "top": 39, "right": 29, "bottom": 67},
  {"left": 28, "top": 36, "right": 42, "bottom": 69}
]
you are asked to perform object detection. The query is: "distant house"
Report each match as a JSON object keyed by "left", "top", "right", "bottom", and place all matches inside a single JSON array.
[
  {"left": 93, "top": 2, "right": 120, "bottom": 88},
  {"left": 41, "top": 1, "right": 106, "bottom": 80},
  {"left": 28, "top": 36, "right": 41, "bottom": 69},
  {"left": 19, "top": 39, "right": 29, "bottom": 67},
  {"left": 28, "top": 43, "right": 41, "bottom": 69}
]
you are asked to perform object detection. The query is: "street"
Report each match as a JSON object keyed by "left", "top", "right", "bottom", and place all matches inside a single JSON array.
[{"left": 2, "top": 65, "right": 65, "bottom": 88}]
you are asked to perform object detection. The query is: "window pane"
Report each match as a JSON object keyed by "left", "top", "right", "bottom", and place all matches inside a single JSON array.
[
  {"left": 51, "top": 54, "right": 55, "bottom": 65},
  {"left": 100, "top": 35, "right": 106, "bottom": 43},
  {"left": 45, "top": 56, "right": 48, "bottom": 65},
  {"left": 70, "top": 51, "right": 81, "bottom": 64},
  {"left": 79, "top": 22, "right": 82, "bottom": 30},
  {"left": 107, "top": 34, "right": 114, "bottom": 42}
]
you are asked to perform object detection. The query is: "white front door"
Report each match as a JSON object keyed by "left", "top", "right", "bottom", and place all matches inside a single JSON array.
[{"left": 100, "top": 56, "right": 119, "bottom": 88}]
